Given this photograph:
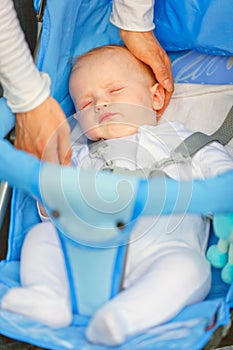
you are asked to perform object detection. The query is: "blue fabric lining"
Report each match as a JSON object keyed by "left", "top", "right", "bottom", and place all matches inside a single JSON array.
[
  {"left": 0, "top": 259, "right": 231, "bottom": 350},
  {"left": 154, "top": 0, "right": 233, "bottom": 56},
  {"left": 0, "top": 0, "right": 232, "bottom": 348}
]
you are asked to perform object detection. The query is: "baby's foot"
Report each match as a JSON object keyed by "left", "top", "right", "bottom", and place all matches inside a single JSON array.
[
  {"left": 86, "top": 307, "right": 126, "bottom": 346},
  {"left": 1, "top": 286, "right": 72, "bottom": 328}
]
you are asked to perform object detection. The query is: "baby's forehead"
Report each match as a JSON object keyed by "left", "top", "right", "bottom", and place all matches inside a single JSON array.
[{"left": 73, "top": 48, "right": 135, "bottom": 72}]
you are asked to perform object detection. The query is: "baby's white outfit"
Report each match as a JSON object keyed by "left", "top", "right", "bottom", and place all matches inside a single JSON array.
[{"left": 2, "top": 121, "right": 233, "bottom": 345}]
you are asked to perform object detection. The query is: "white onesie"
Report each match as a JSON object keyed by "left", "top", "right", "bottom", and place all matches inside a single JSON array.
[{"left": 2, "top": 121, "right": 233, "bottom": 346}]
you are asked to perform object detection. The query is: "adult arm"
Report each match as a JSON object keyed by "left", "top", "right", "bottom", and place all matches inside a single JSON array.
[
  {"left": 110, "top": 0, "right": 174, "bottom": 115},
  {"left": 0, "top": 0, "right": 71, "bottom": 164}
]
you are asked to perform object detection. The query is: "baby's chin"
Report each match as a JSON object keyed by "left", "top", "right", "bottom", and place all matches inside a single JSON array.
[{"left": 87, "top": 124, "right": 138, "bottom": 141}]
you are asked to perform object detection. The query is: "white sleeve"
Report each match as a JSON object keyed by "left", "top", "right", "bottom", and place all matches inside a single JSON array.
[
  {"left": 0, "top": 0, "right": 50, "bottom": 113},
  {"left": 110, "top": 0, "right": 155, "bottom": 32},
  {"left": 197, "top": 142, "right": 233, "bottom": 178}
]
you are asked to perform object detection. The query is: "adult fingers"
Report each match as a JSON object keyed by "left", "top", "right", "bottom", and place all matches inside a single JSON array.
[
  {"left": 151, "top": 52, "right": 174, "bottom": 94},
  {"left": 57, "top": 123, "right": 72, "bottom": 166},
  {"left": 15, "top": 97, "right": 72, "bottom": 164}
]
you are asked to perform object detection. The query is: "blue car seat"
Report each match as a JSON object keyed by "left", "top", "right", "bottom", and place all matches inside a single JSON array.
[{"left": 0, "top": 0, "right": 233, "bottom": 349}]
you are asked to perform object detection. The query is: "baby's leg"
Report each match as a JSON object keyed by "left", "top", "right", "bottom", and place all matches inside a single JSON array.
[
  {"left": 1, "top": 222, "right": 72, "bottom": 327},
  {"left": 86, "top": 245, "right": 211, "bottom": 345}
]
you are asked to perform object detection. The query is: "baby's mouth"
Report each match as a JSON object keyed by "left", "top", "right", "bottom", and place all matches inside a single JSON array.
[{"left": 99, "top": 112, "right": 116, "bottom": 123}]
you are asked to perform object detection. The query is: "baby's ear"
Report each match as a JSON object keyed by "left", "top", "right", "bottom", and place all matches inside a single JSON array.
[{"left": 150, "top": 83, "right": 165, "bottom": 111}]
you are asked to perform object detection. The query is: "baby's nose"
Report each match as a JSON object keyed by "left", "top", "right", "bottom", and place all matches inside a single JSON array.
[{"left": 95, "top": 103, "right": 109, "bottom": 112}]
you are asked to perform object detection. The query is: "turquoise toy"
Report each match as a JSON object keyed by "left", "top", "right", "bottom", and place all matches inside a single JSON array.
[{"left": 207, "top": 214, "right": 233, "bottom": 284}]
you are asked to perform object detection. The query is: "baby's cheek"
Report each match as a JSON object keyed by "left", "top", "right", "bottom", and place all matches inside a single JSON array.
[
  {"left": 78, "top": 115, "right": 96, "bottom": 137},
  {"left": 85, "top": 127, "right": 102, "bottom": 141}
]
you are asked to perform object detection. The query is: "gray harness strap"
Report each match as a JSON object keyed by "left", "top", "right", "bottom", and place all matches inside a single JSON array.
[
  {"left": 172, "top": 105, "right": 233, "bottom": 159},
  {"left": 88, "top": 105, "right": 233, "bottom": 178},
  {"left": 88, "top": 139, "right": 166, "bottom": 178}
]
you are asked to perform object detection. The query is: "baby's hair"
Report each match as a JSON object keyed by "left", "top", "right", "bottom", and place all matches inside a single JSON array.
[{"left": 71, "top": 44, "right": 156, "bottom": 84}]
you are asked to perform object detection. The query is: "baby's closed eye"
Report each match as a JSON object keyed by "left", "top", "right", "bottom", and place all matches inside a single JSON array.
[
  {"left": 108, "top": 85, "right": 125, "bottom": 94},
  {"left": 78, "top": 99, "right": 93, "bottom": 110}
]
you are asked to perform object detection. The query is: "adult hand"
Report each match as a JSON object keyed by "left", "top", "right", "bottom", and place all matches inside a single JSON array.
[
  {"left": 120, "top": 29, "right": 174, "bottom": 115},
  {"left": 15, "top": 96, "right": 72, "bottom": 165}
]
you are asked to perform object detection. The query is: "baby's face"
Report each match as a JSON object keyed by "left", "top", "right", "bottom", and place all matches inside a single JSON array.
[{"left": 69, "top": 49, "right": 157, "bottom": 140}]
